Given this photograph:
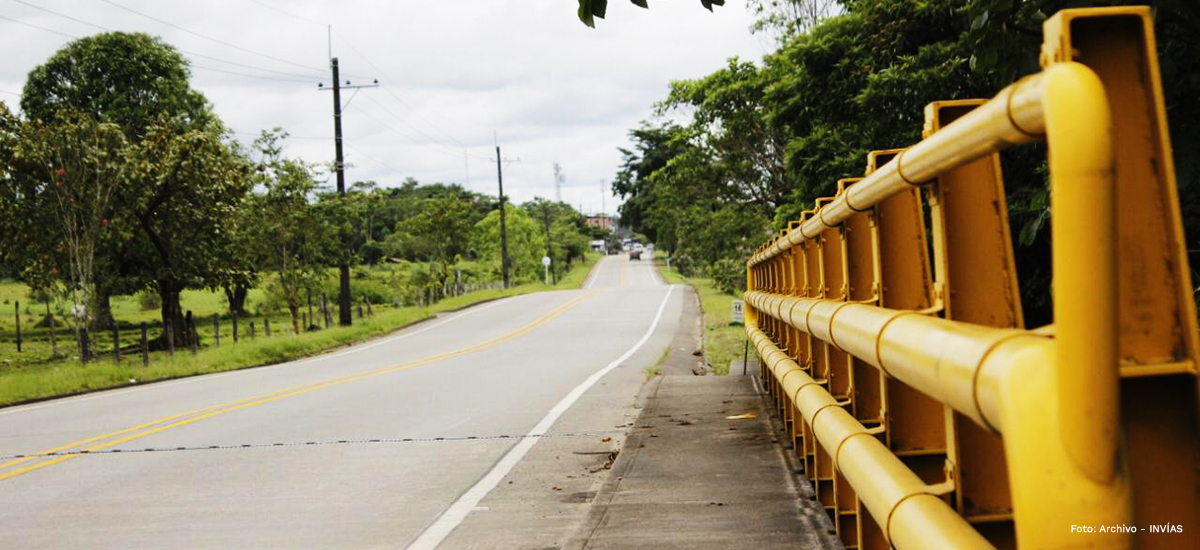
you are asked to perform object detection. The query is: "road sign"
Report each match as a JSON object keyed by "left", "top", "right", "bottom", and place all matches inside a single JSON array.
[
  {"left": 542, "top": 256, "right": 551, "bottom": 266},
  {"left": 731, "top": 299, "right": 745, "bottom": 325}
]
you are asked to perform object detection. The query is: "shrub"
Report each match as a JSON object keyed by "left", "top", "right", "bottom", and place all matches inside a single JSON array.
[{"left": 709, "top": 257, "right": 746, "bottom": 296}]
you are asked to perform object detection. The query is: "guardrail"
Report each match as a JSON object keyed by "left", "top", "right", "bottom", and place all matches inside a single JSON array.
[{"left": 744, "top": 7, "right": 1198, "bottom": 550}]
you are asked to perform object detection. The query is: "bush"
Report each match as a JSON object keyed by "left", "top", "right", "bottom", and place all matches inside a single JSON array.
[
  {"left": 709, "top": 257, "right": 746, "bottom": 296},
  {"left": 137, "top": 291, "right": 160, "bottom": 311}
]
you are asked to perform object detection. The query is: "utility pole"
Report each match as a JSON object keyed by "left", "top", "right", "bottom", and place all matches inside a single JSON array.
[
  {"left": 321, "top": 57, "right": 376, "bottom": 326},
  {"left": 553, "top": 162, "right": 564, "bottom": 203},
  {"left": 600, "top": 179, "right": 607, "bottom": 230},
  {"left": 495, "top": 145, "right": 511, "bottom": 288},
  {"left": 540, "top": 200, "right": 556, "bottom": 285}
]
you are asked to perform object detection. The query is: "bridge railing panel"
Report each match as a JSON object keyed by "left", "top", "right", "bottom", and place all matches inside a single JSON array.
[{"left": 744, "top": 6, "right": 1198, "bottom": 550}]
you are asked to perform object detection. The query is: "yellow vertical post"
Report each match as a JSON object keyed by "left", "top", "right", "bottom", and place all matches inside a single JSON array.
[{"left": 1044, "top": 62, "right": 1120, "bottom": 484}]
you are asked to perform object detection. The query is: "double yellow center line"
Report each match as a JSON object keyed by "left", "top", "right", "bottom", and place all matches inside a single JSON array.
[{"left": 0, "top": 290, "right": 596, "bottom": 483}]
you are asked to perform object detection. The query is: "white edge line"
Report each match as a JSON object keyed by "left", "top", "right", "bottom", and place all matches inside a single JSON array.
[
  {"left": 403, "top": 284, "right": 677, "bottom": 550},
  {"left": 0, "top": 295, "right": 528, "bottom": 418},
  {"left": 582, "top": 255, "right": 607, "bottom": 290}
]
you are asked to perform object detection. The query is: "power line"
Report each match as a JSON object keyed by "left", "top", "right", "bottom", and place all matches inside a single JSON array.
[
  {"left": 0, "top": 89, "right": 19, "bottom": 96},
  {"left": 353, "top": 98, "right": 489, "bottom": 162},
  {"left": 8, "top": 0, "right": 102, "bottom": 31},
  {"left": 96, "top": 0, "right": 328, "bottom": 75},
  {"left": 191, "top": 64, "right": 314, "bottom": 83},
  {"left": 233, "top": 131, "right": 330, "bottom": 141},
  {"left": 360, "top": 93, "right": 487, "bottom": 160},
  {"left": 0, "top": 12, "right": 77, "bottom": 39},
  {"left": 349, "top": 102, "right": 469, "bottom": 162},
  {"left": 4, "top": 2, "right": 322, "bottom": 81},
  {"left": 346, "top": 143, "right": 405, "bottom": 177},
  {"left": 247, "top": 0, "right": 327, "bottom": 28},
  {"left": 333, "top": 28, "right": 476, "bottom": 148}
]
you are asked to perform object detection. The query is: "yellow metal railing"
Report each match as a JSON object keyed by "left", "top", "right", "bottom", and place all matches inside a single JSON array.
[{"left": 744, "top": 7, "right": 1198, "bottom": 550}]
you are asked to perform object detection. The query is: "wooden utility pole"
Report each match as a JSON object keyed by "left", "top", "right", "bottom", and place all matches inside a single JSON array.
[
  {"left": 495, "top": 145, "right": 511, "bottom": 288},
  {"left": 492, "top": 142, "right": 520, "bottom": 289},
  {"left": 331, "top": 57, "right": 352, "bottom": 326},
  {"left": 322, "top": 57, "right": 376, "bottom": 326}
]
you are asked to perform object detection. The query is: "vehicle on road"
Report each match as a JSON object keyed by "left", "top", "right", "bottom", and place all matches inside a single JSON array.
[{"left": 629, "top": 250, "right": 642, "bottom": 260}]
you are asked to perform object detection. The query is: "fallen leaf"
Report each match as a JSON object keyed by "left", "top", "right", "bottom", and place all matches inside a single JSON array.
[
  {"left": 725, "top": 413, "right": 758, "bottom": 420},
  {"left": 601, "top": 437, "right": 612, "bottom": 443}
]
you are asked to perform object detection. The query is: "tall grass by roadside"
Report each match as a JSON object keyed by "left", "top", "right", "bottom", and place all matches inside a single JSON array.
[
  {"left": 0, "top": 254, "right": 598, "bottom": 407},
  {"left": 656, "top": 256, "right": 745, "bottom": 375}
]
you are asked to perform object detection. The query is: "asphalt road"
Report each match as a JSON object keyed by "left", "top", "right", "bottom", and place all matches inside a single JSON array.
[{"left": 0, "top": 255, "right": 682, "bottom": 549}]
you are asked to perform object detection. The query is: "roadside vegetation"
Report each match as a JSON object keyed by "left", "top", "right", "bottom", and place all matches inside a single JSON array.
[
  {"left": 613, "top": 0, "right": 1200, "bottom": 326},
  {"left": 0, "top": 255, "right": 597, "bottom": 407},
  {"left": 655, "top": 255, "right": 744, "bottom": 376}
]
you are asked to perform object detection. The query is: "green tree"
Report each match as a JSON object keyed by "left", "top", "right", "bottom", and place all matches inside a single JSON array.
[
  {"left": 522, "top": 198, "right": 591, "bottom": 283},
  {"left": 245, "top": 131, "right": 336, "bottom": 333},
  {"left": 577, "top": 0, "right": 725, "bottom": 27},
  {"left": 122, "top": 124, "right": 252, "bottom": 345},
  {"left": 471, "top": 205, "right": 546, "bottom": 283},
  {"left": 1, "top": 111, "right": 126, "bottom": 359},
  {"left": 613, "top": 123, "right": 689, "bottom": 244},
  {"left": 389, "top": 196, "right": 478, "bottom": 265},
  {"left": 19, "top": 32, "right": 248, "bottom": 347}
]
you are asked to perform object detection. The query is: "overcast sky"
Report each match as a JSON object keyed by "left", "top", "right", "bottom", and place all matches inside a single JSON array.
[{"left": 0, "top": 0, "right": 768, "bottom": 215}]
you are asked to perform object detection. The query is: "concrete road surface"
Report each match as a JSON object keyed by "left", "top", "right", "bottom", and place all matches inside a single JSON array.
[{"left": 0, "top": 255, "right": 680, "bottom": 549}]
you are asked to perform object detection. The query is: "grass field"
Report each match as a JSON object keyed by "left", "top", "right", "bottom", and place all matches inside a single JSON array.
[
  {"left": 655, "top": 256, "right": 746, "bottom": 375},
  {"left": 0, "top": 254, "right": 598, "bottom": 407}
]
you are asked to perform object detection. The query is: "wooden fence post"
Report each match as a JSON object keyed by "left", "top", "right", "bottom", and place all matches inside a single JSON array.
[
  {"left": 321, "top": 293, "right": 330, "bottom": 329},
  {"left": 140, "top": 322, "right": 148, "bottom": 367},
  {"left": 187, "top": 310, "right": 197, "bottom": 355},
  {"left": 80, "top": 326, "right": 91, "bottom": 363},
  {"left": 46, "top": 301, "right": 57, "bottom": 358},
  {"left": 212, "top": 313, "right": 220, "bottom": 346},
  {"left": 232, "top": 309, "right": 239, "bottom": 342},
  {"left": 249, "top": 321, "right": 256, "bottom": 339},
  {"left": 112, "top": 322, "right": 120, "bottom": 364},
  {"left": 165, "top": 316, "right": 174, "bottom": 356},
  {"left": 264, "top": 318, "right": 271, "bottom": 337},
  {"left": 14, "top": 301, "right": 21, "bottom": 353}
]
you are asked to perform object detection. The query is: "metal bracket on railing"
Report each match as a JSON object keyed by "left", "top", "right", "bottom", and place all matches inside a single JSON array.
[{"left": 915, "top": 282, "right": 945, "bottom": 315}]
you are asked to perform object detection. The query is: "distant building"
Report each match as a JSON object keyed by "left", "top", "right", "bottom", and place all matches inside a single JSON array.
[{"left": 585, "top": 214, "right": 617, "bottom": 231}]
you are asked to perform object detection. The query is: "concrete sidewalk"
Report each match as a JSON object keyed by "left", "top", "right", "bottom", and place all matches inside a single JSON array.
[{"left": 564, "top": 290, "right": 841, "bottom": 550}]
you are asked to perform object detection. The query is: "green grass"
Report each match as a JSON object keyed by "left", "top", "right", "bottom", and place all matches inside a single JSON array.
[
  {"left": 643, "top": 345, "right": 670, "bottom": 381},
  {"left": 0, "top": 253, "right": 599, "bottom": 407},
  {"left": 656, "top": 256, "right": 746, "bottom": 376}
]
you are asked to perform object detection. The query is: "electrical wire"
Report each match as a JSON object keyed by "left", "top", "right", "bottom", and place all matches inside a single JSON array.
[
  {"left": 233, "top": 130, "right": 330, "bottom": 141},
  {"left": 191, "top": 64, "right": 314, "bottom": 83},
  {"left": 96, "top": 0, "right": 328, "bottom": 75},
  {"left": 334, "top": 28, "right": 478, "bottom": 148},
  {"left": 0, "top": 12, "right": 76, "bottom": 39},
  {"left": 3, "top": 3, "right": 321, "bottom": 82},
  {"left": 247, "top": 0, "right": 327, "bottom": 28},
  {"left": 361, "top": 93, "right": 488, "bottom": 160},
  {"left": 351, "top": 100, "right": 485, "bottom": 163},
  {"left": 345, "top": 143, "right": 406, "bottom": 176}
]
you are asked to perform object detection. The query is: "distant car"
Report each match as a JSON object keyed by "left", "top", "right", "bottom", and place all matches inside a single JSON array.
[{"left": 629, "top": 250, "right": 642, "bottom": 260}]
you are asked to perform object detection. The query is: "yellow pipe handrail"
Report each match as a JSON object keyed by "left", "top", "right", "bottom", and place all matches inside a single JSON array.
[
  {"left": 748, "top": 72, "right": 1045, "bottom": 267},
  {"left": 747, "top": 325, "right": 996, "bottom": 550},
  {"left": 744, "top": 61, "right": 1133, "bottom": 549}
]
